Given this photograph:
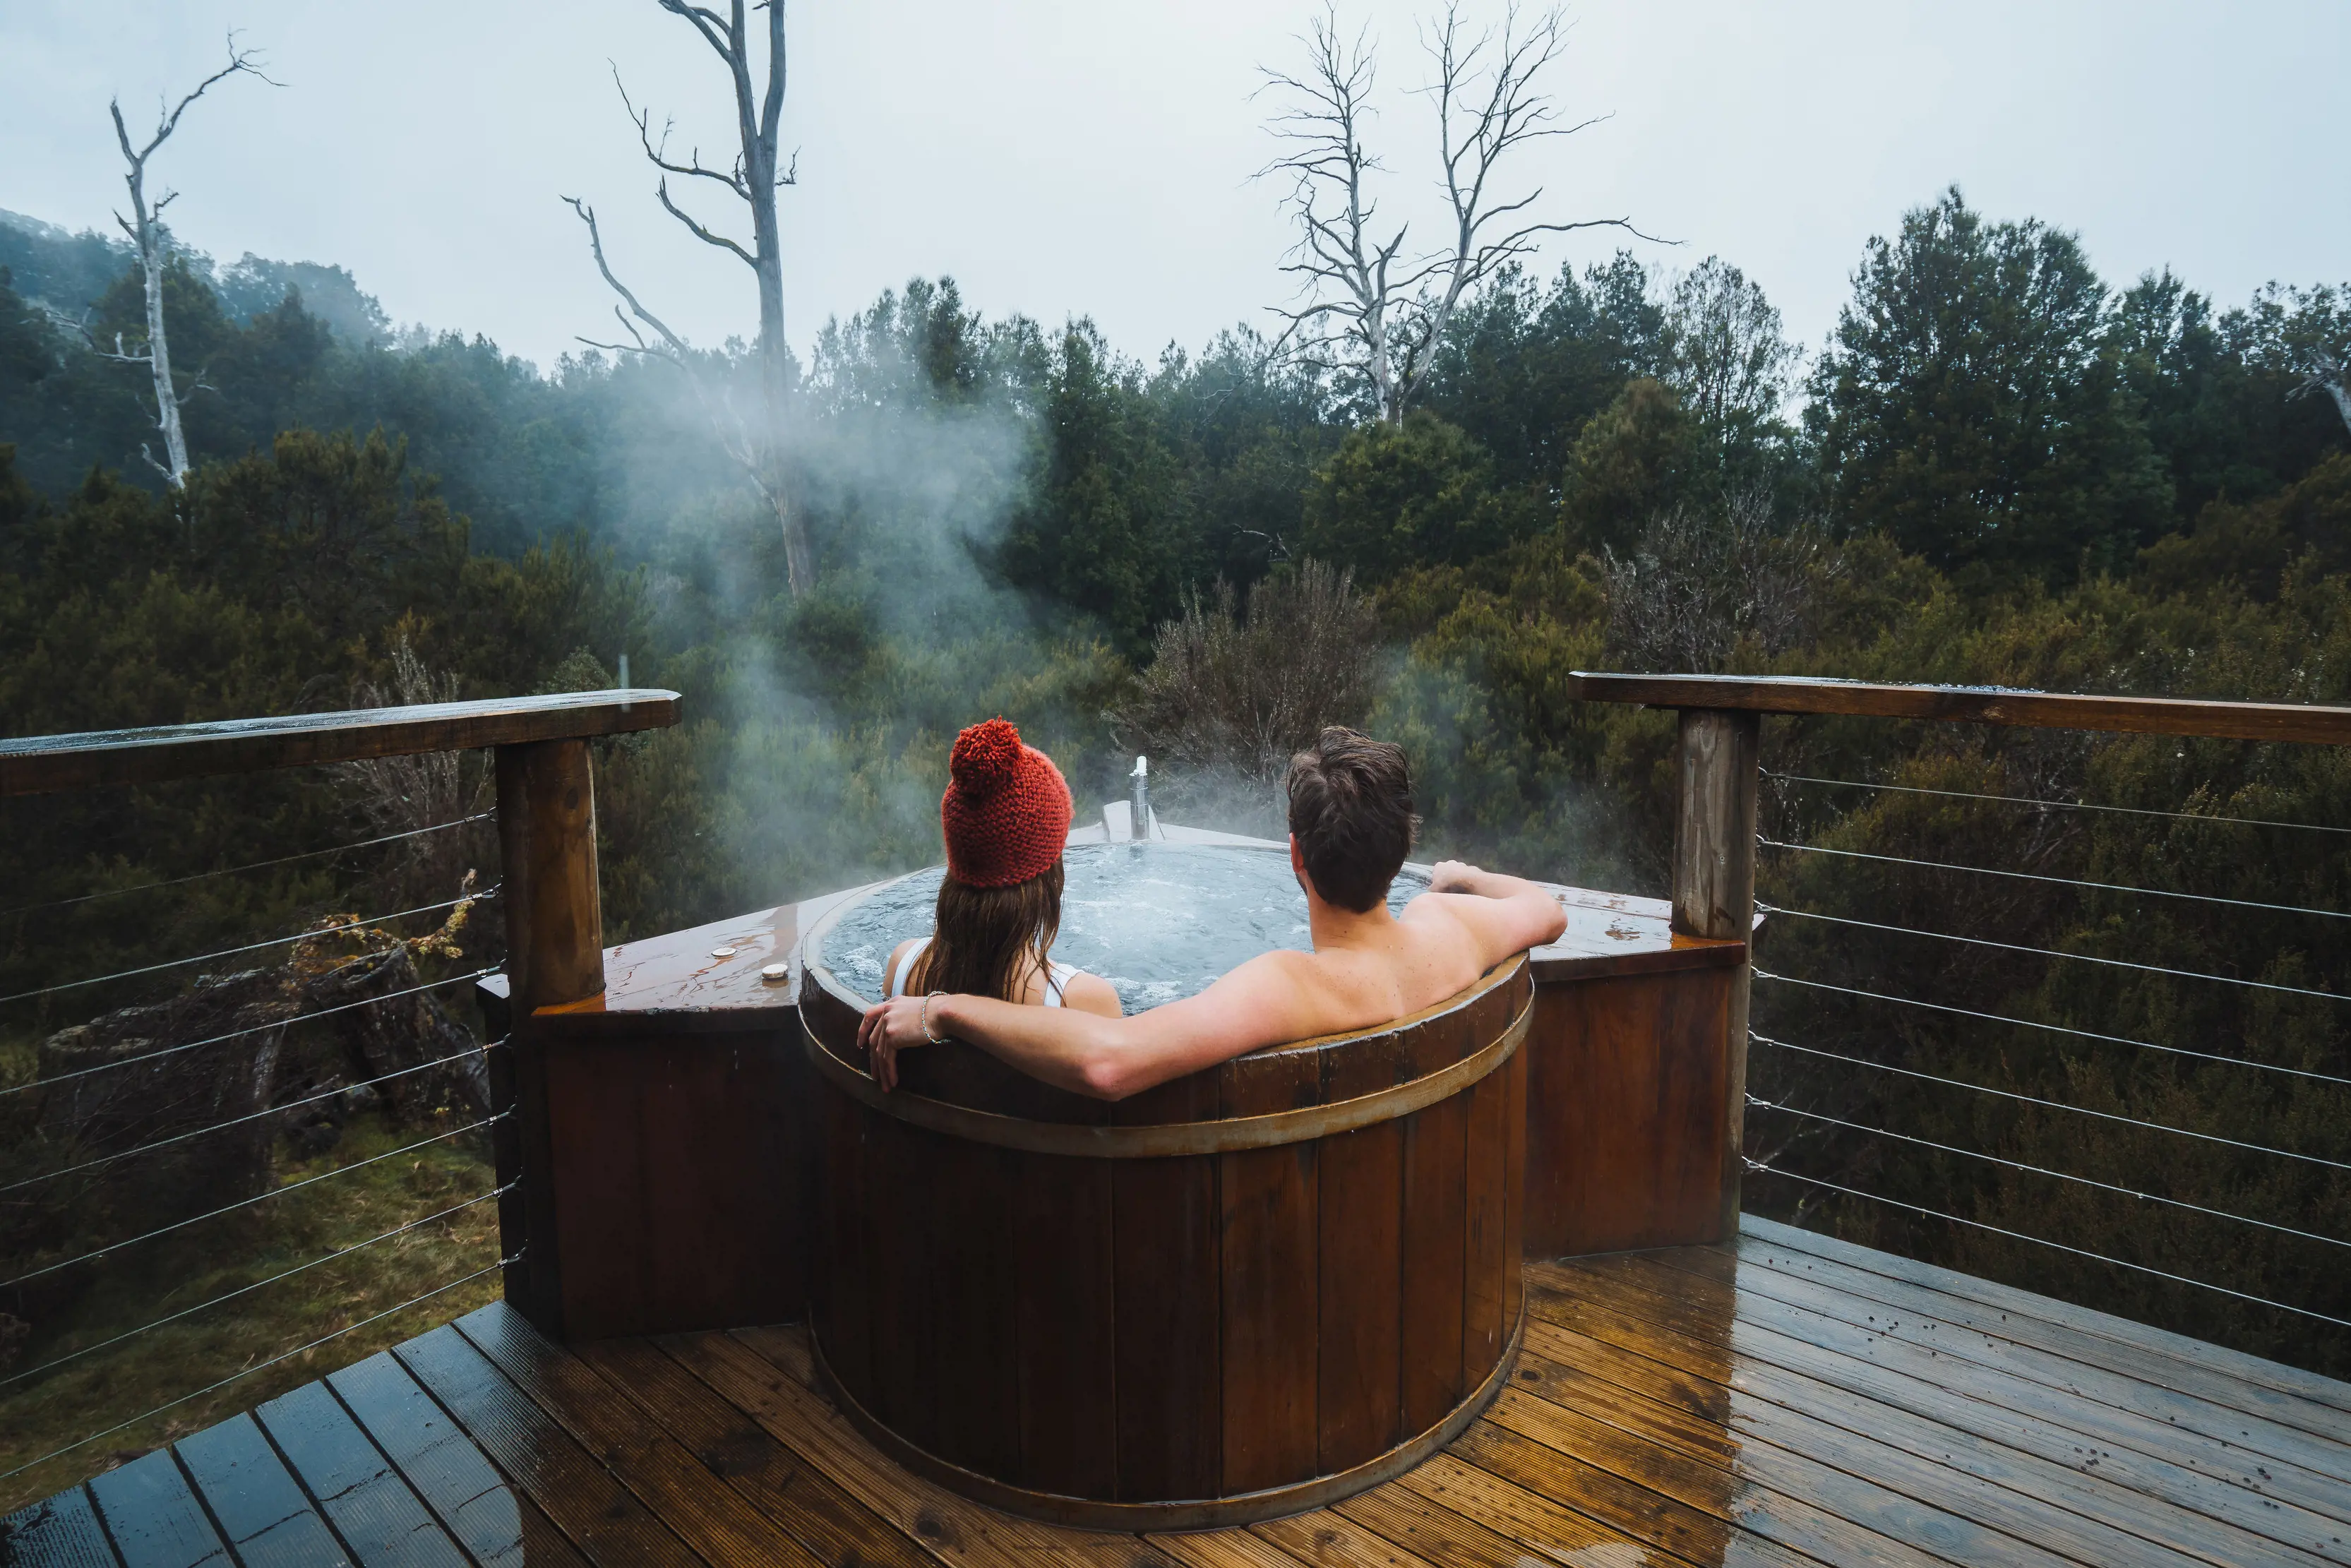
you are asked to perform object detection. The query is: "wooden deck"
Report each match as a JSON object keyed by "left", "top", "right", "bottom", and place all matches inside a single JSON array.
[{"left": 8, "top": 1214, "right": 2350, "bottom": 1567}]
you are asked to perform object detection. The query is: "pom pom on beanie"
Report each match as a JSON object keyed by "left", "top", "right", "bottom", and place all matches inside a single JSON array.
[{"left": 941, "top": 718, "right": 1072, "bottom": 887}]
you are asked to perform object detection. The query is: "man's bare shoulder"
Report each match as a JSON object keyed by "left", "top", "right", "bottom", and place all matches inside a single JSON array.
[
  {"left": 1396, "top": 888, "right": 1495, "bottom": 930},
  {"left": 1400, "top": 883, "right": 1567, "bottom": 966}
]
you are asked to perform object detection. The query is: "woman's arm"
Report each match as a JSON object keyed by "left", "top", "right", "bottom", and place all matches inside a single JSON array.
[{"left": 1060, "top": 969, "right": 1123, "bottom": 1019}]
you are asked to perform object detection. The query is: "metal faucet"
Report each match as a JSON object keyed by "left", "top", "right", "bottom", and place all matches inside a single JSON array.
[{"left": 1130, "top": 755, "right": 1149, "bottom": 842}]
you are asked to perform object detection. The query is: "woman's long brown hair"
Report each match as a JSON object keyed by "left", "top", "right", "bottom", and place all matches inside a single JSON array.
[{"left": 907, "top": 857, "right": 1065, "bottom": 1003}]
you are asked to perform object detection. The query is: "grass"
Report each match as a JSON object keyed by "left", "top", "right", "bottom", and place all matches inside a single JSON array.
[{"left": 0, "top": 1111, "right": 503, "bottom": 1516}]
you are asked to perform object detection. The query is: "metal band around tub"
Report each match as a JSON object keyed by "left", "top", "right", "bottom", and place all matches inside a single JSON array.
[
  {"left": 810, "top": 1298, "right": 1527, "bottom": 1531},
  {"left": 801, "top": 986, "right": 1532, "bottom": 1159}
]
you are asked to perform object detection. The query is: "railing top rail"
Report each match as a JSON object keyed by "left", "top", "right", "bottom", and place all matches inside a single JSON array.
[
  {"left": 1566, "top": 672, "right": 2351, "bottom": 747},
  {"left": 0, "top": 688, "right": 681, "bottom": 798}
]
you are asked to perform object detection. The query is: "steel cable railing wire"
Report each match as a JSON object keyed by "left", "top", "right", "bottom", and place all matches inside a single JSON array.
[
  {"left": 0, "top": 887, "right": 498, "bottom": 1007},
  {"left": 0, "top": 813, "right": 496, "bottom": 921},
  {"left": 0, "top": 1247, "right": 523, "bottom": 1485},
  {"left": 0, "top": 966, "right": 504, "bottom": 1101},
  {"left": 1745, "top": 1094, "right": 2351, "bottom": 1251},
  {"left": 1754, "top": 901, "right": 2350, "bottom": 1004},
  {"left": 1752, "top": 969, "right": 2351, "bottom": 1089},
  {"left": 1743, "top": 1159, "right": 2351, "bottom": 1331},
  {"left": 2, "top": 1039, "right": 510, "bottom": 1195},
  {"left": 1748, "top": 1033, "right": 2351, "bottom": 1173},
  {"left": 1763, "top": 770, "right": 2351, "bottom": 836},
  {"left": 0, "top": 1111, "right": 509, "bottom": 1293},
  {"left": 1752, "top": 767, "right": 2350, "bottom": 1336},
  {"left": 0, "top": 1181, "right": 516, "bottom": 1392},
  {"left": 1759, "top": 837, "right": 2350, "bottom": 921}
]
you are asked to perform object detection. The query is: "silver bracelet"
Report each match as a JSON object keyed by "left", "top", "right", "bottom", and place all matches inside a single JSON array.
[{"left": 921, "top": 991, "right": 946, "bottom": 1045}]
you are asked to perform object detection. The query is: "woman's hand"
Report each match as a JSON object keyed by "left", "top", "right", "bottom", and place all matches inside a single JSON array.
[{"left": 857, "top": 993, "right": 938, "bottom": 1091}]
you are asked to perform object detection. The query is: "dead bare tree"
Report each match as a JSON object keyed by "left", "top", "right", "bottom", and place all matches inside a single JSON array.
[
  {"left": 2300, "top": 352, "right": 2351, "bottom": 436},
  {"left": 567, "top": 1, "right": 814, "bottom": 594},
  {"left": 95, "top": 35, "right": 275, "bottom": 489},
  {"left": 1260, "top": 1, "right": 1651, "bottom": 424}
]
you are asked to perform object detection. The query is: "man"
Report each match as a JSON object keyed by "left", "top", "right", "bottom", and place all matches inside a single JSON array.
[{"left": 858, "top": 726, "right": 1567, "bottom": 1100}]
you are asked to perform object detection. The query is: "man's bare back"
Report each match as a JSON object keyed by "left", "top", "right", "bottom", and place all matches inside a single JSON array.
[{"left": 859, "top": 847, "right": 1566, "bottom": 1100}]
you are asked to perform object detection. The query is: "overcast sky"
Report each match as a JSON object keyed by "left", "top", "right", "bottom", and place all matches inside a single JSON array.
[{"left": 4, "top": 1, "right": 2343, "bottom": 376}]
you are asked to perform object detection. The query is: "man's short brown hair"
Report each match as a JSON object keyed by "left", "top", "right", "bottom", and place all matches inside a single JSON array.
[{"left": 1286, "top": 727, "right": 1419, "bottom": 913}]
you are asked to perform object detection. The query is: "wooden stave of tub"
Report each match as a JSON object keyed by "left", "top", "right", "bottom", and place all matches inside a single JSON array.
[{"left": 797, "top": 892, "right": 1532, "bottom": 1531}]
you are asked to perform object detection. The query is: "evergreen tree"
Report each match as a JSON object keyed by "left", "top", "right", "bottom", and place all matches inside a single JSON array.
[{"left": 1808, "top": 188, "right": 2170, "bottom": 587}]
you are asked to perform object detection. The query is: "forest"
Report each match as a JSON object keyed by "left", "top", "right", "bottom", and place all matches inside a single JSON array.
[{"left": 1, "top": 157, "right": 2349, "bottom": 1502}]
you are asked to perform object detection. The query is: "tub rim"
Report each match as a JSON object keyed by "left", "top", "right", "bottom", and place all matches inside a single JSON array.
[{"left": 798, "top": 852, "right": 1530, "bottom": 1158}]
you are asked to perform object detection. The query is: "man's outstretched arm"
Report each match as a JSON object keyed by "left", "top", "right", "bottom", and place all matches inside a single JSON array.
[
  {"left": 1421, "top": 859, "right": 1569, "bottom": 962},
  {"left": 858, "top": 952, "right": 1322, "bottom": 1101}
]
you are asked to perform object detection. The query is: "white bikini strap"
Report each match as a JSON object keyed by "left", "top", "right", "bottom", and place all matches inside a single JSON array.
[{"left": 887, "top": 935, "right": 933, "bottom": 999}]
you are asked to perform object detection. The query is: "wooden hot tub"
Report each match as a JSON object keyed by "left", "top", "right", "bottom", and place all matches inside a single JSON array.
[{"left": 796, "top": 890, "right": 1533, "bottom": 1531}]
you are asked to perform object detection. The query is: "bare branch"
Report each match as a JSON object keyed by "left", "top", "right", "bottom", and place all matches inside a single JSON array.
[
  {"left": 578, "top": 303, "right": 685, "bottom": 369},
  {"left": 654, "top": 1, "right": 738, "bottom": 64},
  {"left": 613, "top": 64, "right": 749, "bottom": 196},
  {"left": 655, "top": 178, "right": 758, "bottom": 266},
  {"left": 112, "top": 35, "right": 277, "bottom": 172},
  {"left": 562, "top": 195, "right": 695, "bottom": 357}
]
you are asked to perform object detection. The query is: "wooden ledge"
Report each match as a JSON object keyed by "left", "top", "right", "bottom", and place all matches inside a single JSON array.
[
  {"left": 1, "top": 689, "right": 681, "bottom": 796},
  {"left": 1527, "top": 883, "right": 1750, "bottom": 983},
  {"left": 1565, "top": 671, "right": 2351, "bottom": 746}
]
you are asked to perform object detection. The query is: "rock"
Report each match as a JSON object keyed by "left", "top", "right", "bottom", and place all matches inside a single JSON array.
[
  {"left": 30, "top": 966, "right": 297, "bottom": 1228},
  {"left": 297, "top": 942, "right": 489, "bottom": 1120},
  {"left": 8, "top": 938, "right": 489, "bottom": 1300}
]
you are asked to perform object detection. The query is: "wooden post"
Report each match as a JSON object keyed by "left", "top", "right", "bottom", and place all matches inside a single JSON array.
[
  {"left": 1670, "top": 708, "right": 1759, "bottom": 1242},
  {"left": 493, "top": 738, "right": 606, "bottom": 1335}
]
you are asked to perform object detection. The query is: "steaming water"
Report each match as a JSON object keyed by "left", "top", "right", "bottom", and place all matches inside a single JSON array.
[{"left": 819, "top": 842, "right": 1430, "bottom": 1010}]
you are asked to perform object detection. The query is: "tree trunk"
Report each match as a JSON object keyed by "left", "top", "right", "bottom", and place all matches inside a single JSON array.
[
  {"left": 2323, "top": 375, "right": 2351, "bottom": 438},
  {"left": 136, "top": 230, "right": 191, "bottom": 489},
  {"left": 744, "top": 6, "right": 814, "bottom": 597},
  {"left": 749, "top": 199, "right": 812, "bottom": 594}
]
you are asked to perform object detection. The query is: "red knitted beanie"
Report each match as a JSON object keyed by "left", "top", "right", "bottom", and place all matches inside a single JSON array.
[{"left": 940, "top": 718, "right": 1072, "bottom": 888}]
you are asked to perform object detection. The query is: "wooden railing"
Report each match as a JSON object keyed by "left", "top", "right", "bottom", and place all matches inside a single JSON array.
[
  {"left": 1, "top": 690, "right": 678, "bottom": 1015},
  {"left": 1564, "top": 671, "right": 2351, "bottom": 746},
  {"left": 1570, "top": 670, "right": 2351, "bottom": 1243},
  {"left": 2, "top": 690, "right": 681, "bottom": 1346}
]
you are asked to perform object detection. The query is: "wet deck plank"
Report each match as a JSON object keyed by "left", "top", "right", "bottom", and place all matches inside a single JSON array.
[
  {"left": 81, "top": 1451, "right": 227, "bottom": 1568},
  {"left": 327, "top": 1351, "right": 582, "bottom": 1568},
  {"left": 172, "top": 1414, "right": 349, "bottom": 1568},
  {"left": 249, "top": 1381, "right": 468, "bottom": 1568},
  {"left": 16, "top": 1219, "right": 2351, "bottom": 1567},
  {"left": 0, "top": 1484, "right": 122, "bottom": 1568}
]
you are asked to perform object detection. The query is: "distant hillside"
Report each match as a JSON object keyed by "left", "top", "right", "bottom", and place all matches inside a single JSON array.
[{"left": 0, "top": 207, "right": 389, "bottom": 345}]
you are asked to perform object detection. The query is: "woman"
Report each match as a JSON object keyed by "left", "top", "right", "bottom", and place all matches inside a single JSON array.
[{"left": 879, "top": 718, "right": 1118, "bottom": 1073}]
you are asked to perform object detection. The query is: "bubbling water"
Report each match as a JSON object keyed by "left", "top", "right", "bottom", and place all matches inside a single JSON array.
[{"left": 819, "top": 842, "right": 1430, "bottom": 1010}]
